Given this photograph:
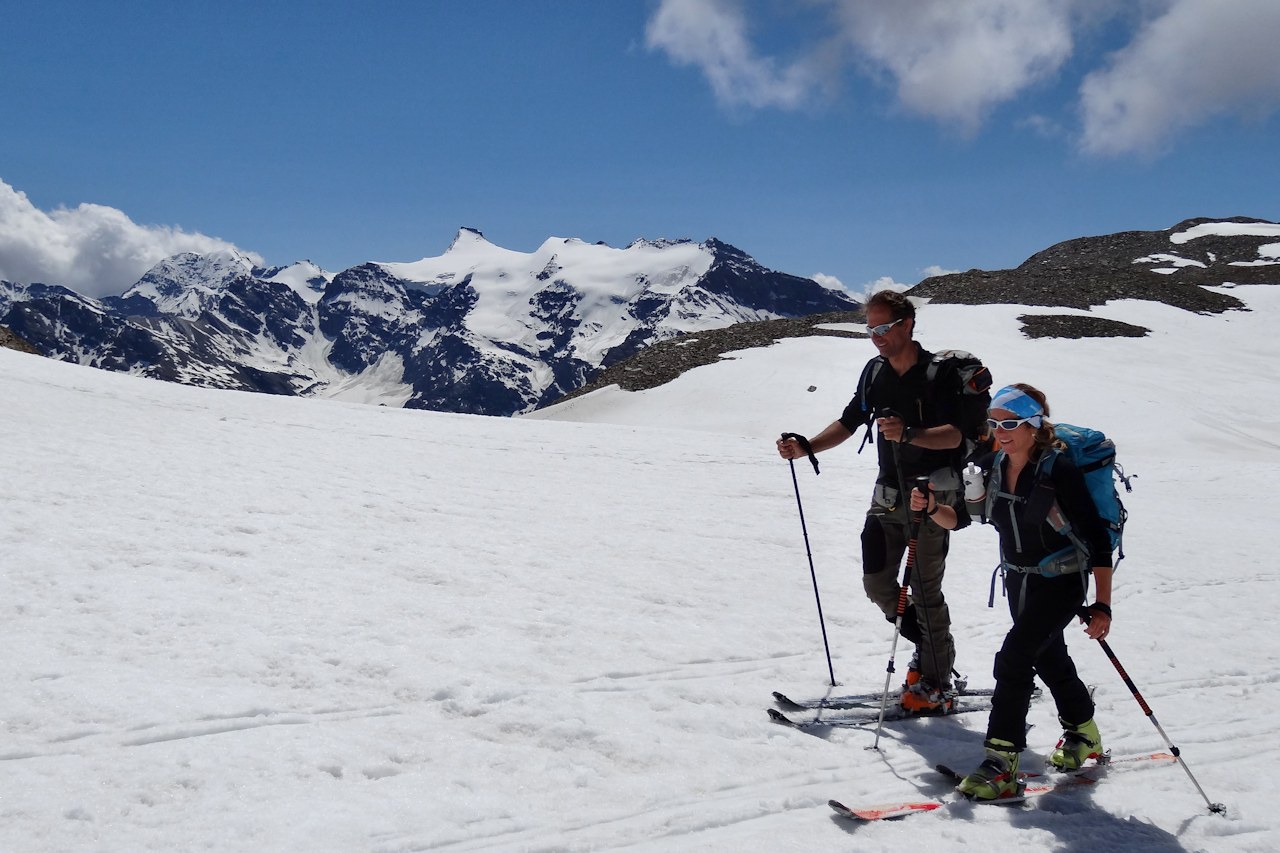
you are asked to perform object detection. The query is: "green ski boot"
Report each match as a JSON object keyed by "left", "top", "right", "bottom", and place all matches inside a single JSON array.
[
  {"left": 1050, "top": 717, "right": 1103, "bottom": 771},
  {"left": 957, "top": 738, "right": 1022, "bottom": 801}
]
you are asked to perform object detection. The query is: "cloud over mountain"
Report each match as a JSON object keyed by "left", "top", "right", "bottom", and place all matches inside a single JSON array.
[{"left": 0, "top": 179, "right": 261, "bottom": 298}]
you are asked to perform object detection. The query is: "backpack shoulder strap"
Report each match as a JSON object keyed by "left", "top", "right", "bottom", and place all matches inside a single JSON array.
[
  {"left": 855, "top": 357, "right": 887, "bottom": 453},
  {"left": 858, "top": 356, "right": 886, "bottom": 411},
  {"left": 1022, "top": 447, "right": 1061, "bottom": 525},
  {"left": 983, "top": 449, "right": 1007, "bottom": 521},
  {"left": 1034, "top": 449, "right": 1092, "bottom": 563}
]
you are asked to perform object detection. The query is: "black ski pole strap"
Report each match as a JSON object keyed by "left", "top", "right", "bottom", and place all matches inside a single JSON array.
[
  {"left": 781, "top": 432, "right": 819, "bottom": 475},
  {"left": 1079, "top": 603, "right": 1113, "bottom": 622}
]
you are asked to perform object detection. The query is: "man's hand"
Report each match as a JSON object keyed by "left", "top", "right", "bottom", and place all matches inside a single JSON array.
[
  {"left": 777, "top": 436, "right": 803, "bottom": 459},
  {"left": 876, "top": 414, "right": 907, "bottom": 443}
]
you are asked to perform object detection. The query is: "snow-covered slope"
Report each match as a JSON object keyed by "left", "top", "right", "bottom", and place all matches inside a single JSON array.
[{"left": 2, "top": 275, "right": 1277, "bottom": 850}]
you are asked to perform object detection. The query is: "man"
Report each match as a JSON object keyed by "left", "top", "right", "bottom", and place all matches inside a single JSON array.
[{"left": 777, "top": 290, "right": 986, "bottom": 713}]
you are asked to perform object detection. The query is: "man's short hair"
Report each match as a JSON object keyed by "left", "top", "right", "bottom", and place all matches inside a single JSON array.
[{"left": 866, "top": 289, "right": 916, "bottom": 322}]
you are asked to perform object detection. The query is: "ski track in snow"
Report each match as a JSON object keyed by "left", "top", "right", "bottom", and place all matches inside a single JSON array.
[{"left": 3, "top": 288, "right": 1280, "bottom": 851}]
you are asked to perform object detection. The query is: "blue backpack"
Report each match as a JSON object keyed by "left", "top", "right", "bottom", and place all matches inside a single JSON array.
[{"left": 985, "top": 423, "right": 1135, "bottom": 574}]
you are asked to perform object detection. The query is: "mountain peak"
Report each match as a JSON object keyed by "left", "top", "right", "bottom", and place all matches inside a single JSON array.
[
  {"left": 446, "top": 227, "right": 491, "bottom": 253},
  {"left": 625, "top": 237, "right": 695, "bottom": 251},
  {"left": 122, "top": 250, "right": 260, "bottom": 312}
]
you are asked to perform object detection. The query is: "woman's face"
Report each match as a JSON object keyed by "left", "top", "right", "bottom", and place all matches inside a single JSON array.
[{"left": 990, "top": 407, "right": 1037, "bottom": 458}]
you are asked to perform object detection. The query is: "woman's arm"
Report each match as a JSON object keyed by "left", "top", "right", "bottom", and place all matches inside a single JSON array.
[{"left": 909, "top": 486, "right": 963, "bottom": 530}]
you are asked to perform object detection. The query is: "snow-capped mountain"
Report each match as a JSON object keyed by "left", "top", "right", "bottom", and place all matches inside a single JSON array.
[{"left": 0, "top": 231, "right": 857, "bottom": 415}]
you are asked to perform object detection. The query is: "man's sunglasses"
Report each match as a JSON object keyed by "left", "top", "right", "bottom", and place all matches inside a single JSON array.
[
  {"left": 987, "top": 416, "right": 1040, "bottom": 431},
  {"left": 866, "top": 318, "right": 905, "bottom": 337}
]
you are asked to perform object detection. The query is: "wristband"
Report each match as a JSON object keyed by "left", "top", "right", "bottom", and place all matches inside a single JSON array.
[
  {"left": 903, "top": 426, "right": 915, "bottom": 444},
  {"left": 926, "top": 502, "right": 940, "bottom": 517},
  {"left": 1088, "top": 602, "right": 1112, "bottom": 618}
]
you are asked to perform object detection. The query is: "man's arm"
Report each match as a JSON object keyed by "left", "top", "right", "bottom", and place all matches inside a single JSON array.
[
  {"left": 905, "top": 423, "right": 962, "bottom": 450},
  {"left": 877, "top": 416, "right": 961, "bottom": 450}
]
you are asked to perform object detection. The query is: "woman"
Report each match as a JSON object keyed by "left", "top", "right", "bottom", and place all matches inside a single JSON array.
[{"left": 909, "top": 383, "right": 1113, "bottom": 801}]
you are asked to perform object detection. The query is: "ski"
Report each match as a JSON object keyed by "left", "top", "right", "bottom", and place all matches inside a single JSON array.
[
  {"left": 768, "top": 696, "right": 994, "bottom": 730},
  {"left": 773, "top": 685, "right": 1040, "bottom": 712},
  {"left": 829, "top": 751, "right": 1176, "bottom": 821}
]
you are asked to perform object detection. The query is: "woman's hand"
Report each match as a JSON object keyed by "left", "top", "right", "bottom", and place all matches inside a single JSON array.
[
  {"left": 1082, "top": 603, "right": 1112, "bottom": 640},
  {"left": 909, "top": 487, "right": 932, "bottom": 513}
]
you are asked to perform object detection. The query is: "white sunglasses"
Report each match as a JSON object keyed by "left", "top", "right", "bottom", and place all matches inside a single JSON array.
[
  {"left": 987, "top": 416, "right": 1042, "bottom": 430},
  {"left": 866, "top": 318, "right": 905, "bottom": 337}
]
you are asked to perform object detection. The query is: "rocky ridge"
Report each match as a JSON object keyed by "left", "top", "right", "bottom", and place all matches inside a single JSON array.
[
  {"left": 911, "top": 216, "right": 1277, "bottom": 313},
  {"left": 0, "top": 324, "right": 38, "bottom": 354},
  {"left": 546, "top": 216, "right": 1278, "bottom": 402}
]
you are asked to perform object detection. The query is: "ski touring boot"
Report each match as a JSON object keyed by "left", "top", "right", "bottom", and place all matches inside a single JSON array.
[
  {"left": 1049, "top": 716, "right": 1104, "bottom": 771},
  {"left": 899, "top": 679, "right": 955, "bottom": 715},
  {"left": 957, "top": 739, "right": 1024, "bottom": 802}
]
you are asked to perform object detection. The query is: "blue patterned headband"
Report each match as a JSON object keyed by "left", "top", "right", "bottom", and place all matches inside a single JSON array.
[{"left": 989, "top": 385, "right": 1044, "bottom": 425}]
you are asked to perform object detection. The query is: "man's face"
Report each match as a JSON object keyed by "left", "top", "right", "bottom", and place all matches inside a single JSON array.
[{"left": 866, "top": 304, "right": 912, "bottom": 360}]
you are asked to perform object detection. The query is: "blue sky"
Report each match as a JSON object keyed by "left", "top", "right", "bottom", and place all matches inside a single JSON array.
[{"left": 2, "top": 0, "right": 1279, "bottom": 298}]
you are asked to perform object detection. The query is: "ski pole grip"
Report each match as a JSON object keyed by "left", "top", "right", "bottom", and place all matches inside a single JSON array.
[{"left": 781, "top": 432, "right": 820, "bottom": 475}]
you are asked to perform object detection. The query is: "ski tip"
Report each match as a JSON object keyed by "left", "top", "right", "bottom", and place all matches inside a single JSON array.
[
  {"left": 766, "top": 708, "right": 794, "bottom": 726},
  {"left": 771, "top": 691, "right": 804, "bottom": 710},
  {"left": 829, "top": 798, "right": 944, "bottom": 821}
]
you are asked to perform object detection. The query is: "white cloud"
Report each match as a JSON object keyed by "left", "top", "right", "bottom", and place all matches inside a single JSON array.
[
  {"left": 644, "top": 0, "right": 820, "bottom": 109},
  {"left": 839, "top": 268, "right": 955, "bottom": 302},
  {"left": 809, "top": 271, "right": 847, "bottom": 293},
  {"left": 646, "top": 0, "right": 1280, "bottom": 157},
  {"left": 831, "top": 0, "right": 1075, "bottom": 136},
  {"left": 852, "top": 275, "right": 912, "bottom": 301},
  {"left": 647, "top": 0, "right": 1076, "bottom": 133},
  {"left": 921, "top": 264, "right": 960, "bottom": 278},
  {"left": 0, "top": 179, "right": 261, "bottom": 298},
  {"left": 1079, "top": 0, "right": 1280, "bottom": 156}
]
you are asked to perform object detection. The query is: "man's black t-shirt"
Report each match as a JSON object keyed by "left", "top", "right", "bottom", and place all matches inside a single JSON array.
[{"left": 837, "top": 342, "right": 966, "bottom": 486}]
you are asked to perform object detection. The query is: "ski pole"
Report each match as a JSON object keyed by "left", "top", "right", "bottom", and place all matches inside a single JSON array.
[
  {"left": 870, "top": 470, "right": 928, "bottom": 750},
  {"left": 1080, "top": 608, "right": 1226, "bottom": 815},
  {"left": 886, "top": 415, "right": 961, "bottom": 692},
  {"left": 780, "top": 433, "right": 835, "bottom": 687}
]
